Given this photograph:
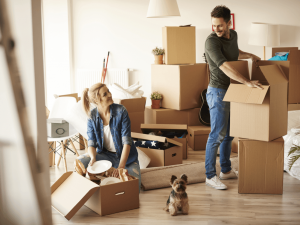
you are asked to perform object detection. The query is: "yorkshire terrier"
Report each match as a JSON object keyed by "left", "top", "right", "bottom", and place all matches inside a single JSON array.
[{"left": 164, "top": 174, "right": 189, "bottom": 216}]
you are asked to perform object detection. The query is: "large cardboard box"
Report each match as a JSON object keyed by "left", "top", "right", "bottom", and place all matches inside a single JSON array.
[
  {"left": 151, "top": 63, "right": 208, "bottom": 110},
  {"left": 252, "top": 47, "right": 300, "bottom": 104},
  {"left": 231, "top": 137, "right": 238, "bottom": 153},
  {"left": 132, "top": 132, "right": 182, "bottom": 167},
  {"left": 224, "top": 64, "right": 288, "bottom": 142},
  {"left": 51, "top": 171, "right": 139, "bottom": 220},
  {"left": 162, "top": 26, "right": 196, "bottom": 65},
  {"left": 238, "top": 138, "right": 284, "bottom": 194},
  {"left": 145, "top": 106, "right": 202, "bottom": 126},
  {"left": 141, "top": 124, "right": 188, "bottom": 159},
  {"left": 187, "top": 126, "right": 211, "bottom": 150},
  {"left": 114, "top": 97, "right": 146, "bottom": 133}
]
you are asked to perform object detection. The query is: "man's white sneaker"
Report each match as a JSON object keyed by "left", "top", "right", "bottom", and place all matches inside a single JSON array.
[
  {"left": 205, "top": 176, "right": 227, "bottom": 190},
  {"left": 219, "top": 169, "right": 238, "bottom": 180}
]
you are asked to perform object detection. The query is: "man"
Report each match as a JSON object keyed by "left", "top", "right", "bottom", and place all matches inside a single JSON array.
[{"left": 205, "top": 5, "right": 263, "bottom": 190}]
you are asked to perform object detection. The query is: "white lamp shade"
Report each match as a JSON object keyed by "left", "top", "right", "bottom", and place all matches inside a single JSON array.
[
  {"left": 147, "top": 0, "right": 180, "bottom": 18},
  {"left": 248, "top": 23, "right": 280, "bottom": 47}
]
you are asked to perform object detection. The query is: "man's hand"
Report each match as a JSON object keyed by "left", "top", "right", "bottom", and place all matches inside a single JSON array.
[
  {"left": 246, "top": 80, "right": 264, "bottom": 90},
  {"left": 250, "top": 54, "right": 261, "bottom": 68}
]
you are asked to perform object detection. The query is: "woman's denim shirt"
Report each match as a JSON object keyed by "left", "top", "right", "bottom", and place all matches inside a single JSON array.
[{"left": 87, "top": 103, "right": 138, "bottom": 166}]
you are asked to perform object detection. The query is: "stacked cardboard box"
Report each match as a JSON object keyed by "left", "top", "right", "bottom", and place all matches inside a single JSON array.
[
  {"left": 224, "top": 61, "right": 289, "bottom": 194},
  {"left": 145, "top": 26, "right": 211, "bottom": 160}
]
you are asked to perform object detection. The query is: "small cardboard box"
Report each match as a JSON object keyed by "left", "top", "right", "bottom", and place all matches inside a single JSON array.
[
  {"left": 51, "top": 171, "right": 139, "bottom": 220},
  {"left": 151, "top": 63, "right": 208, "bottom": 110},
  {"left": 238, "top": 137, "right": 284, "bottom": 194},
  {"left": 141, "top": 124, "right": 188, "bottom": 159},
  {"left": 162, "top": 26, "right": 196, "bottom": 65},
  {"left": 223, "top": 64, "right": 288, "bottom": 142},
  {"left": 114, "top": 97, "right": 146, "bottom": 133},
  {"left": 187, "top": 126, "right": 211, "bottom": 150},
  {"left": 252, "top": 47, "right": 300, "bottom": 104},
  {"left": 145, "top": 106, "right": 202, "bottom": 126},
  {"left": 132, "top": 132, "right": 182, "bottom": 167}
]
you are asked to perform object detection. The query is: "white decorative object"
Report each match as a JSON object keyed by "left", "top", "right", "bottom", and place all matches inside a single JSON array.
[
  {"left": 147, "top": 0, "right": 180, "bottom": 18},
  {"left": 87, "top": 160, "right": 112, "bottom": 174},
  {"left": 100, "top": 177, "right": 122, "bottom": 186},
  {"left": 248, "top": 23, "right": 280, "bottom": 60},
  {"left": 137, "top": 148, "right": 151, "bottom": 169}
]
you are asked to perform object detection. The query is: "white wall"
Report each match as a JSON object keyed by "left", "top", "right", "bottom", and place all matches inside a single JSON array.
[
  {"left": 71, "top": 0, "right": 300, "bottom": 105},
  {"left": 43, "top": 0, "right": 71, "bottom": 109},
  {"left": 0, "top": 0, "right": 51, "bottom": 224}
]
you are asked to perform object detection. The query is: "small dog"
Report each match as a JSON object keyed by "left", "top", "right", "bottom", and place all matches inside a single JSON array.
[{"left": 164, "top": 174, "right": 189, "bottom": 216}]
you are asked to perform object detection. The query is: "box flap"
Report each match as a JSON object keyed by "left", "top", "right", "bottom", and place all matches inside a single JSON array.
[
  {"left": 223, "top": 84, "right": 270, "bottom": 104},
  {"left": 141, "top": 124, "right": 188, "bottom": 132},
  {"left": 259, "top": 65, "right": 288, "bottom": 85},
  {"left": 131, "top": 132, "right": 182, "bottom": 146},
  {"left": 51, "top": 172, "right": 99, "bottom": 220},
  {"left": 113, "top": 97, "right": 146, "bottom": 112}
]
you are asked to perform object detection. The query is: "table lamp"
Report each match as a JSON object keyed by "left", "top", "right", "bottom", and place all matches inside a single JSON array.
[
  {"left": 147, "top": 0, "right": 180, "bottom": 18},
  {"left": 248, "top": 23, "right": 280, "bottom": 60}
]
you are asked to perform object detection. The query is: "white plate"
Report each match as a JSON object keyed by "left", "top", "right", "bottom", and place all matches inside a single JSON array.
[
  {"left": 87, "top": 160, "right": 112, "bottom": 174},
  {"left": 100, "top": 177, "right": 121, "bottom": 186}
]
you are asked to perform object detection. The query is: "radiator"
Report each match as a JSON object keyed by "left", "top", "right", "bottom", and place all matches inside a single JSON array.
[{"left": 76, "top": 68, "right": 129, "bottom": 97}]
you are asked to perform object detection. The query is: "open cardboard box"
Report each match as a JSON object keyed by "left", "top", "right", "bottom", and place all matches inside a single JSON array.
[
  {"left": 187, "top": 126, "right": 211, "bottom": 150},
  {"left": 51, "top": 171, "right": 139, "bottom": 220},
  {"left": 132, "top": 132, "right": 182, "bottom": 167},
  {"left": 238, "top": 137, "right": 284, "bottom": 194},
  {"left": 224, "top": 64, "right": 288, "bottom": 142},
  {"left": 252, "top": 47, "right": 300, "bottom": 104},
  {"left": 162, "top": 26, "right": 196, "bottom": 65},
  {"left": 141, "top": 124, "right": 188, "bottom": 159},
  {"left": 114, "top": 97, "right": 146, "bottom": 133},
  {"left": 145, "top": 106, "right": 202, "bottom": 126}
]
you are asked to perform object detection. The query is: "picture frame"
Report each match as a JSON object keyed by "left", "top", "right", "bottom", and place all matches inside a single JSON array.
[{"left": 212, "top": 13, "right": 235, "bottom": 31}]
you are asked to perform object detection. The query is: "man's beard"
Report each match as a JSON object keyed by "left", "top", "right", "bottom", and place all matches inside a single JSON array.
[{"left": 221, "top": 25, "right": 230, "bottom": 38}]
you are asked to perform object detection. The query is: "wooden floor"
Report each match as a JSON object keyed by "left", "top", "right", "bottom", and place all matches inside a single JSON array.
[{"left": 50, "top": 147, "right": 300, "bottom": 225}]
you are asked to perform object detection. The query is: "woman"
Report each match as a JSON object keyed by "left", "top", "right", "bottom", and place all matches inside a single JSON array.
[{"left": 78, "top": 83, "right": 141, "bottom": 190}]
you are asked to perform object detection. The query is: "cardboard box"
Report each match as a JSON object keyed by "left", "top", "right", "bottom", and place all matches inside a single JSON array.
[
  {"left": 51, "top": 171, "right": 139, "bottom": 220},
  {"left": 132, "top": 132, "right": 182, "bottom": 167},
  {"left": 252, "top": 47, "right": 300, "bottom": 104},
  {"left": 231, "top": 137, "right": 238, "bottom": 153},
  {"left": 162, "top": 26, "right": 196, "bottom": 65},
  {"left": 141, "top": 124, "right": 188, "bottom": 159},
  {"left": 288, "top": 104, "right": 300, "bottom": 111},
  {"left": 145, "top": 106, "right": 202, "bottom": 126},
  {"left": 151, "top": 63, "right": 208, "bottom": 110},
  {"left": 187, "top": 126, "right": 211, "bottom": 150},
  {"left": 114, "top": 97, "right": 146, "bottom": 133},
  {"left": 238, "top": 137, "right": 284, "bottom": 194},
  {"left": 223, "top": 64, "right": 288, "bottom": 142}
]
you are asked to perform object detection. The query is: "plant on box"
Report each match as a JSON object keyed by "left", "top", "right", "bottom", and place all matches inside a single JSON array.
[
  {"left": 150, "top": 91, "right": 162, "bottom": 109},
  {"left": 152, "top": 47, "right": 165, "bottom": 64}
]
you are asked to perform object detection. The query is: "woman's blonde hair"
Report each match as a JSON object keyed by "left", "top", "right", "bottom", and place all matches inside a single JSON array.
[{"left": 82, "top": 83, "right": 106, "bottom": 116}]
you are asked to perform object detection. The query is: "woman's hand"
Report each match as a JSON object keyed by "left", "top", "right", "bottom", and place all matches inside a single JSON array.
[
  {"left": 89, "top": 157, "right": 96, "bottom": 166},
  {"left": 112, "top": 166, "right": 125, "bottom": 178}
]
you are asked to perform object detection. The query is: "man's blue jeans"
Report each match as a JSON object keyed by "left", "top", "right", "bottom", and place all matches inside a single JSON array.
[{"left": 205, "top": 86, "right": 234, "bottom": 179}]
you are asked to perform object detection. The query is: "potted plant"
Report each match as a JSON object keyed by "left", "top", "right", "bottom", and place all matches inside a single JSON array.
[
  {"left": 150, "top": 91, "right": 163, "bottom": 109},
  {"left": 152, "top": 47, "right": 165, "bottom": 64}
]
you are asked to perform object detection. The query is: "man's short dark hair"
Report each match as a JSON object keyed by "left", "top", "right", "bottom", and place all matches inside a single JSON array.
[{"left": 211, "top": 5, "right": 231, "bottom": 23}]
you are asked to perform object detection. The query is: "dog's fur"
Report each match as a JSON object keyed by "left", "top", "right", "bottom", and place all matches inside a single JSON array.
[{"left": 164, "top": 174, "right": 189, "bottom": 216}]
